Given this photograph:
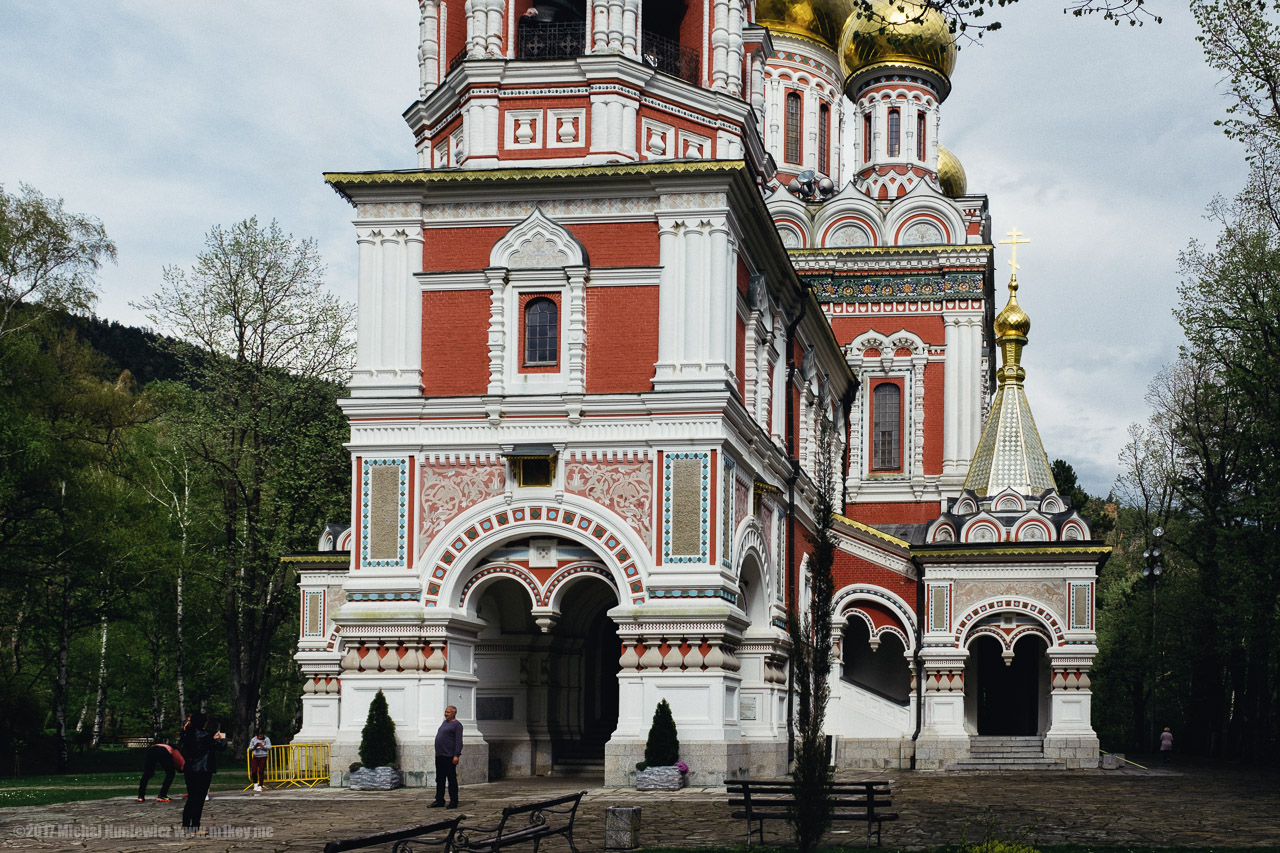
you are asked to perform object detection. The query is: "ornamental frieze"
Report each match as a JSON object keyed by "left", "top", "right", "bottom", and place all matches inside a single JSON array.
[
  {"left": 805, "top": 272, "right": 985, "bottom": 302},
  {"left": 564, "top": 461, "right": 653, "bottom": 550},
  {"left": 419, "top": 463, "right": 507, "bottom": 553}
]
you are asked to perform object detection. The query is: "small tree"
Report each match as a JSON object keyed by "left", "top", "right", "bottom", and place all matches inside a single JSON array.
[
  {"left": 640, "top": 699, "right": 680, "bottom": 768},
  {"left": 359, "top": 690, "right": 398, "bottom": 768},
  {"left": 788, "top": 418, "right": 838, "bottom": 853}
]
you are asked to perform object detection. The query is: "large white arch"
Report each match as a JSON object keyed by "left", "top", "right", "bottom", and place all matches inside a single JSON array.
[
  {"left": 423, "top": 493, "right": 653, "bottom": 609},
  {"left": 831, "top": 583, "right": 918, "bottom": 651},
  {"left": 954, "top": 595, "right": 1066, "bottom": 649}
]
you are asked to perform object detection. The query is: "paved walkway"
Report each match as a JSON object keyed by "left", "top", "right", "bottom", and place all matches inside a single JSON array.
[{"left": 2, "top": 762, "right": 1278, "bottom": 852}]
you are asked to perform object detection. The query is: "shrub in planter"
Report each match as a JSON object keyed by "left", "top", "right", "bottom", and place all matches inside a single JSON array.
[
  {"left": 350, "top": 691, "right": 402, "bottom": 790},
  {"left": 635, "top": 700, "right": 684, "bottom": 790}
]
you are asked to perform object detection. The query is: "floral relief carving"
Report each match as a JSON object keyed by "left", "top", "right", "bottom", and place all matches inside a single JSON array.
[
  {"left": 419, "top": 464, "right": 507, "bottom": 551},
  {"left": 734, "top": 476, "right": 751, "bottom": 531},
  {"left": 565, "top": 462, "right": 653, "bottom": 550},
  {"left": 952, "top": 581, "right": 1065, "bottom": 617}
]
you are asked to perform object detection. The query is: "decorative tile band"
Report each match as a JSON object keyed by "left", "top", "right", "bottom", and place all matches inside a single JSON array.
[{"left": 805, "top": 272, "right": 985, "bottom": 302}]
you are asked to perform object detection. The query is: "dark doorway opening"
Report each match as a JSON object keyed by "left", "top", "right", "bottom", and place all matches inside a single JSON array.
[
  {"left": 970, "top": 634, "right": 1044, "bottom": 736},
  {"left": 841, "top": 616, "right": 910, "bottom": 705},
  {"left": 548, "top": 579, "right": 620, "bottom": 764}
]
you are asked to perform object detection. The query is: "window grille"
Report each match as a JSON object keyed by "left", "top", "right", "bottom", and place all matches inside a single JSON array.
[
  {"left": 872, "top": 383, "right": 901, "bottom": 470},
  {"left": 818, "top": 103, "right": 830, "bottom": 174},
  {"left": 785, "top": 92, "right": 802, "bottom": 164},
  {"left": 524, "top": 297, "right": 558, "bottom": 365},
  {"left": 887, "top": 108, "right": 900, "bottom": 157}
]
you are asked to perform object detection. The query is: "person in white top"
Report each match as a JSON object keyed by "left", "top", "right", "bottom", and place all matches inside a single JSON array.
[{"left": 248, "top": 730, "right": 272, "bottom": 791}]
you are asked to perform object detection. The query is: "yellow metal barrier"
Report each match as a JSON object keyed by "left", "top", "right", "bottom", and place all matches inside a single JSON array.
[{"left": 244, "top": 742, "right": 330, "bottom": 789}]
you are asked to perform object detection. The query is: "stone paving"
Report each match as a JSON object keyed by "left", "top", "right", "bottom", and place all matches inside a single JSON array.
[{"left": 2, "top": 761, "right": 1278, "bottom": 853}]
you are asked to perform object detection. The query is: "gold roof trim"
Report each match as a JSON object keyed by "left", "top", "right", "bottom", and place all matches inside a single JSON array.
[
  {"left": 325, "top": 160, "right": 748, "bottom": 191},
  {"left": 914, "top": 544, "right": 1112, "bottom": 559},
  {"left": 281, "top": 553, "right": 350, "bottom": 565},
  {"left": 833, "top": 513, "right": 911, "bottom": 548}
]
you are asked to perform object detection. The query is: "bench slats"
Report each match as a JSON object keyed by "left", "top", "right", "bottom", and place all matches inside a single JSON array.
[
  {"left": 454, "top": 791, "right": 585, "bottom": 853},
  {"left": 727, "top": 779, "right": 895, "bottom": 848},
  {"left": 324, "top": 816, "right": 461, "bottom": 853}
]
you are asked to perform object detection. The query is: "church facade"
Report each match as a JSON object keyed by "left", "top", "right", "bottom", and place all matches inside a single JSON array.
[{"left": 291, "top": 0, "right": 1106, "bottom": 786}]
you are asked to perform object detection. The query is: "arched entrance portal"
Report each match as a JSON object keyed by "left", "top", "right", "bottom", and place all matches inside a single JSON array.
[
  {"left": 467, "top": 536, "right": 621, "bottom": 777},
  {"left": 966, "top": 633, "right": 1048, "bottom": 736}
]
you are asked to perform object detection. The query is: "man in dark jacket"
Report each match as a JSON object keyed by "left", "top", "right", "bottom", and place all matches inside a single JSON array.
[
  {"left": 180, "top": 713, "right": 226, "bottom": 833},
  {"left": 430, "top": 705, "right": 463, "bottom": 809}
]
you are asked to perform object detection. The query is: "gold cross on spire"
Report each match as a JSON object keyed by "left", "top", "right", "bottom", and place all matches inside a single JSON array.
[{"left": 999, "top": 227, "right": 1030, "bottom": 278}]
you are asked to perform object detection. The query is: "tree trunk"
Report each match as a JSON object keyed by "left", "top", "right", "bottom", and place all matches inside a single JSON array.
[
  {"left": 90, "top": 613, "right": 108, "bottom": 748},
  {"left": 54, "top": 590, "right": 72, "bottom": 772}
]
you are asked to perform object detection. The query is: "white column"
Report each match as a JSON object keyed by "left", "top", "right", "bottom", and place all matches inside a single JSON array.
[
  {"left": 353, "top": 229, "right": 379, "bottom": 385},
  {"left": 652, "top": 218, "right": 682, "bottom": 382},
  {"left": 962, "top": 317, "right": 982, "bottom": 464},
  {"left": 485, "top": 267, "right": 507, "bottom": 396},
  {"left": 419, "top": 0, "right": 440, "bottom": 96},
  {"left": 565, "top": 266, "right": 587, "bottom": 394},
  {"left": 711, "top": 0, "right": 730, "bottom": 91},
  {"left": 485, "top": 0, "right": 505, "bottom": 56},
  {"left": 590, "top": 0, "right": 609, "bottom": 53},
  {"left": 726, "top": 0, "right": 744, "bottom": 97},
  {"left": 351, "top": 222, "right": 426, "bottom": 397},
  {"left": 622, "top": 0, "right": 640, "bottom": 57}
]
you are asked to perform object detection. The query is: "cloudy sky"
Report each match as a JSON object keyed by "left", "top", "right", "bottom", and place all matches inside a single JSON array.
[{"left": 1, "top": 1, "right": 1247, "bottom": 495}]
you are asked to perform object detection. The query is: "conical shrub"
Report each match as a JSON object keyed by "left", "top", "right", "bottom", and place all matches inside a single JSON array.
[
  {"left": 359, "top": 690, "right": 398, "bottom": 768},
  {"left": 643, "top": 699, "right": 680, "bottom": 767}
]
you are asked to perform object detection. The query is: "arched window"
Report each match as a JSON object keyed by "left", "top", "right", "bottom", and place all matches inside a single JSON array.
[
  {"left": 872, "top": 382, "right": 901, "bottom": 471},
  {"left": 524, "top": 297, "right": 558, "bottom": 365},
  {"left": 887, "top": 108, "right": 900, "bottom": 157},
  {"left": 917, "top": 112, "right": 926, "bottom": 160},
  {"left": 785, "top": 92, "right": 802, "bottom": 164},
  {"left": 862, "top": 114, "right": 871, "bottom": 163},
  {"left": 818, "top": 103, "right": 830, "bottom": 174}
]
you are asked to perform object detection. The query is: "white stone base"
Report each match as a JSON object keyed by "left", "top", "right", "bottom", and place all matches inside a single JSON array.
[
  {"left": 605, "top": 738, "right": 786, "bottom": 787},
  {"left": 1044, "top": 735, "right": 1099, "bottom": 769},
  {"left": 834, "top": 737, "right": 914, "bottom": 770},
  {"left": 913, "top": 736, "right": 969, "bottom": 770}
]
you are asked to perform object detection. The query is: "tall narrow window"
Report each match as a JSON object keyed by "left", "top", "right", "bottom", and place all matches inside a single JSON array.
[
  {"left": 785, "top": 92, "right": 802, "bottom": 164},
  {"left": 863, "top": 114, "right": 871, "bottom": 163},
  {"left": 887, "top": 108, "right": 900, "bottom": 157},
  {"left": 917, "top": 112, "right": 926, "bottom": 160},
  {"left": 524, "top": 297, "right": 558, "bottom": 365},
  {"left": 818, "top": 103, "right": 830, "bottom": 174},
  {"left": 872, "top": 383, "right": 901, "bottom": 471}
]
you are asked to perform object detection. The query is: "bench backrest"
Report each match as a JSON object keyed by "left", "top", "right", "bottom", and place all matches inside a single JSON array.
[
  {"left": 493, "top": 791, "right": 586, "bottom": 838},
  {"left": 323, "top": 816, "right": 462, "bottom": 853},
  {"left": 727, "top": 780, "right": 892, "bottom": 815}
]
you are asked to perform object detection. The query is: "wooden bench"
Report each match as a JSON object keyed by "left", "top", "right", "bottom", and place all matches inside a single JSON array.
[
  {"left": 453, "top": 791, "right": 586, "bottom": 853},
  {"left": 727, "top": 779, "right": 897, "bottom": 847},
  {"left": 323, "top": 816, "right": 462, "bottom": 853}
]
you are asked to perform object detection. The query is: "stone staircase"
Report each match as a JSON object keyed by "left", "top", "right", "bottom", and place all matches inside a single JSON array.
[
  {"left": 549, "top": 755, "right": 605, "bottom": 777},
  {"left": 946, "top": 736, "right": 1067, "bottom": 771}
]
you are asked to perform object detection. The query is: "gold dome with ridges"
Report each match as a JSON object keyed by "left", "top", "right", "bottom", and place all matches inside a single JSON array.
[
  {"left": 756, "top": 0, "right": 856, "bottom": 53},
  {"left": 937, "top": 144, "right": 967, "bottom": 197},
  {"left": 839, "top": 0, "right": 957, "bottom": 84}
]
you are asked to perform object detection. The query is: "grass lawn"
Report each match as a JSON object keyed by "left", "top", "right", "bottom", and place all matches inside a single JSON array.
[{"left": 0, "top": 772, "right": 255, "bottom": 808}]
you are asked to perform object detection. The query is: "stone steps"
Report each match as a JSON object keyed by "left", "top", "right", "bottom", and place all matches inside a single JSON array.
[{"left": 947, "top": 736, "right": 1067, "bottom": 771}]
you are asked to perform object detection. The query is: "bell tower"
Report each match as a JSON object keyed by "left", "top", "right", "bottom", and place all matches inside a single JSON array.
[{"left": 407, "top": 0, "right": 775, "bottom": 178}]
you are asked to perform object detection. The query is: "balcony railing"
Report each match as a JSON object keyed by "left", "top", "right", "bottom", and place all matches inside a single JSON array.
[{"left": 512, "top": 22, "right": 701, "bottom": 85}]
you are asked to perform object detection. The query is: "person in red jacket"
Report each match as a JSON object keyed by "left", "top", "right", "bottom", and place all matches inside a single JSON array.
[{"left": 137, "top": 741, "right": 185, "bottom": 802}]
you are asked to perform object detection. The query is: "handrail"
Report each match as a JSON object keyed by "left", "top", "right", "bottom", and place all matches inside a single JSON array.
[{"left": 244, "top": 742, "right": 330, "bottom": 789}]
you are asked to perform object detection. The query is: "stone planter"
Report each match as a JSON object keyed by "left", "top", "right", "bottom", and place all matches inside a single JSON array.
[
  {"left": 635, "top": 765, "right": 686, "bottom": 791},
  {"left": 348, "top": 766, "right": 403, "bottom": 790}
]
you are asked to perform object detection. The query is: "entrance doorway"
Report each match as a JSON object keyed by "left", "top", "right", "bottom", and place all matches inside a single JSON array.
[
  {"left": 968, "top": 634, "right": 1047, "bottom": 736},
  {"left": 470, "top": 544, "right": 621, "bottom": 776},
  {"left": 547, "top": 579, "right": 620, "bottom": 764}
]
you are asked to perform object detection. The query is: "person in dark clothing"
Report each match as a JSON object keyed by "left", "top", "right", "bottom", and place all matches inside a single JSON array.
[
  {"left": 180, "top": 712, "right": 226, "bottom": 833},
  {"left": 430, "top": 705, "right": 463, "bottom": 809},
  {"left": 137, "top": 741, "right": 184, "bottom": 801}
]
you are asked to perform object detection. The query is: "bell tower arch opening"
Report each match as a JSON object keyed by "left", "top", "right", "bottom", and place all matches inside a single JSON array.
[{"left": 965, "top": 631, "right": 1049, "bottom": 736}]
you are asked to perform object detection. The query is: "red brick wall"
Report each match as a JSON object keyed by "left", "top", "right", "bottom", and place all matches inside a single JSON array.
[
  {"left": 844, "top": 500, "right": 939, "bottom": 526},
  {"left": 828, "top": 314, "right": 946, "bottom": 348},
  {"left": 421, "top": 290, "right": 491, "bottom": 396},
  {"left": 832, "top": 549, "right": 918, "bottom": 617},
  {"left": 923, "top": 360, "right": 944, "bottom": 475},
  {"left": 422, "top": 222, "right": 661, "bottom": 271},
  {"left": 585, "top": 286, "right": 658, "bottom": 393}
]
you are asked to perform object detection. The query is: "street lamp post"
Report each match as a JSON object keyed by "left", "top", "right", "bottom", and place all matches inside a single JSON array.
[{"left": 1142, "top": 527, "right": 1164, "bottom": 752}]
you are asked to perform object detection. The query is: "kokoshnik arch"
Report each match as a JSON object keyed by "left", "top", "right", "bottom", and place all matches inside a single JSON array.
[{"left": 289, "top": 0, "right": 1108, "bottom": 786}]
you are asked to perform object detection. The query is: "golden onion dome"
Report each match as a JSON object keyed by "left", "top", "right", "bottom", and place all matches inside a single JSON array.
[
  {"left": 937, "top": 144, "right": 967, "bottom": 197},
  {"left": 994, "top": 279, "right": 1031, "bottom": 340},
  {"left": 755, "top": 0, "right": 855, "bottom": 54},
  {"left": 839, "top": 0, "right": 958, "bottom": 85}
]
